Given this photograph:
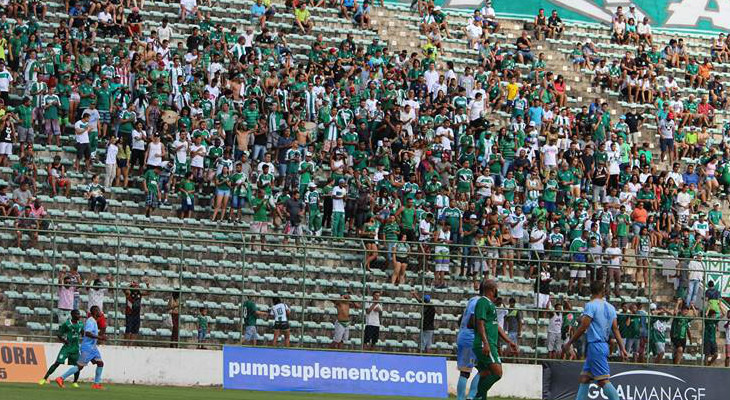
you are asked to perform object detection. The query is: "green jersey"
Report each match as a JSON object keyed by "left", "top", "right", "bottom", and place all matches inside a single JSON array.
[
  {"left": 671, "top": 316, "right": 690, "bottom": 340},
  {"left": 144, "top": 169, "right": 160, "bottom": 196},
  {"left": 382, "top": 222, "right": 400, "bottom": 241},
  {"left": 473, "top": 297, "right": 498, "bottom": 350},
  {"left": 58, "top": 319, "right": 83, "bottom": 352},
  {"left": 250, "top": 197, "right": 270, "bottom": 222},
  {"left": 243, "top": 300, "right": 258, "bottom": 327},
  {"left": 703, "top": 318, "right": 718, "bottom": 345},
  {"left": 649, "top": 316, "right": 670, "bottom": 346},
  {"left": 455, "top": 168, "right": 473, "bottom": 193}
]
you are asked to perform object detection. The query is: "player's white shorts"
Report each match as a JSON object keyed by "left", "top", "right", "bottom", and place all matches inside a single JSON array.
[
  {"left": 333, "top": 321, "right": 350, "bottom": 343},
  {"left": 78, "top": 347, "right": 102, "bottom": 366},
  {"left": 0, "top": 142, "right": 12, "bottom": 156}
]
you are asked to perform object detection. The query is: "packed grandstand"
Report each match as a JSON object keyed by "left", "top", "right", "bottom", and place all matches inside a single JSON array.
[{"left": 0, "top": 0, "right": 729, "bottom": 371}]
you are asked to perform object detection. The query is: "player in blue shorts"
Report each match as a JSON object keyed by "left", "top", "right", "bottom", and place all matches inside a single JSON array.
[
  {"left": 456, "top": 294, "right": 480, "bottom": 400},
  {"left": 563, "top": 281, "right": 627, "bottom": 400},
  {"left": 56, "top": 306, "right": 106, "bottom": 389}
]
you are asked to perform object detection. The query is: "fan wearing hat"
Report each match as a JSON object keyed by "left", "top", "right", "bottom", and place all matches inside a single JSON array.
[{"left": 305, "top": 182, "right": 323, "bottom": 236}]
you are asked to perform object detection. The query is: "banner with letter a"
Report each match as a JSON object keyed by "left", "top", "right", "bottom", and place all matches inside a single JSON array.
[
  {"left": 0, "top": 342, "right": 47, "bottom": 383},
  {"left": 543, "top": 361, "right": 726, "bottom": 400},
  {"left": 223, "top": 346, "right": 448, "bottom": 398}
]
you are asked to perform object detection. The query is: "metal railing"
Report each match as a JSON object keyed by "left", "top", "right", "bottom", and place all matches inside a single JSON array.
[{"left": 0, "top": 216, "right": 729, "bottom": 367}]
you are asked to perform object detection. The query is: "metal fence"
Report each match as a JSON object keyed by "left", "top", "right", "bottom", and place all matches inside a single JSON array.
[{"left": 0, "top": 216, "right": 728, "bottom": 366}]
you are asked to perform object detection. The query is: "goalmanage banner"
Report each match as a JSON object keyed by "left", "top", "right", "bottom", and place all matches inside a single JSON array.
[
  {"left": 223, "top": 346, "right": 448, "bottom": 397},
  {"left": 387, "top": 0, "right": 730, "bottom": 33},
  {"left": 543, "top": 361, "right": 727, "bottom": 400}
]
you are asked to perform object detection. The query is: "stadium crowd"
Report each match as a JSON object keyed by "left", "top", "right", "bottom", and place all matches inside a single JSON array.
[{"left": 0, "top": 0, "right": 729, "bottom": 364}]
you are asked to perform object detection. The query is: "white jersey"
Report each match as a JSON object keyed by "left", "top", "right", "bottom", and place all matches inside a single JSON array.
[{"left": 271, "top": 303, "right": 289, "bottom": 322}]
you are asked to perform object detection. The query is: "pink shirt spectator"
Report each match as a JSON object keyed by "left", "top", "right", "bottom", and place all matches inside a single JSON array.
[{"left": 58, "top": 286, "right": 75, "bottom": 310}]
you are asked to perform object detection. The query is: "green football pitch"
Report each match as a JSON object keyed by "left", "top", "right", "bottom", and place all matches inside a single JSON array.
[{"left": 1, "top": 383, "right": 525, "bottom": 400}]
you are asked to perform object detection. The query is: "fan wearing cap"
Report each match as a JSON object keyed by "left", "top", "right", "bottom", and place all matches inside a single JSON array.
[
  {"left": 331, "top": 178, "right": 347, "bottom": 237},
  {"left": 304, "top": 182, "right": 323, "bottom": 236}
]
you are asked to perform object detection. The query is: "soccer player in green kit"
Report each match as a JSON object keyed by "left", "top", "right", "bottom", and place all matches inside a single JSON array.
[
  {"left": 471, "top": 279, "right": 518, "bottom": 400},
  {"left": 39, "top": 309, "right": 82, "bottom": 387}
]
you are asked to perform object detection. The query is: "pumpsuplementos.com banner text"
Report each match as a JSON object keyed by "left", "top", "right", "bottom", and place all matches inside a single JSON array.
[{"left": 223, "top": 346, "right": 448, "bottom": 398}]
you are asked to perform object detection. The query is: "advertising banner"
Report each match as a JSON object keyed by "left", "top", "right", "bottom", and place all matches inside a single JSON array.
[
  {"left": 0, "top": 342, "right": 47, "bottom": 383},
  {"left": 543, "top": 361, "right": 727, "bottom": 400},
  {"left": 387, "top": 0, "right": 730, "bottom": 33},
  {"left": 223, "top": 346, "right": 448, "bottom": 398}
]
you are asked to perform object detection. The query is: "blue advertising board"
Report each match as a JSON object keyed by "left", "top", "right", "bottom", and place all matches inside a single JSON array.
[{"left": 223, "top": 346, "right": 448, "bottom": 398}]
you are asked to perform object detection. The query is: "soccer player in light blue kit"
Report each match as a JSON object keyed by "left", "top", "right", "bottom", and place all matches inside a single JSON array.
[
  {"left": 456, "top": 294, "right": 481, "bottom": 400},
  {"left": 563, "top": 281, "right": 627, "bottom": 400},
  {"left": 56, "top": 305, "right": 106, "bottom": 389}
]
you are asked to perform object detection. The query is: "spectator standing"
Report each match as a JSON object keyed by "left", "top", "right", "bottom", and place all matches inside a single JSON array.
[
  {"left": 333, "top": 292, "right": 360, "bottom": 349},
  {"left": 270, "top": 296, "right": 291, "bottom": 347},
  {"left": 703, "top": 309, "right": 719, "bottom": 366},
  {"left": 197, "top": 307, "right": 208, "bottom": 349},
  {"left": 671, "top": 303, "right": 694, "bottom": 365},
  {"left": 104, "top": 136, "right": 118, "bottom": 188},
  {"left": 123, "top": 280, "right": 148, "bottom": 346},
  {"left": 168, "top": 292, "right": 180, "bottom": 348},
  {"left": 86, "top": 274, "right": 112, "bottom": 313},
  {"left": 56, "top": 270, "right": 76, "bottom": 324},
  {"left": 503, "top": 298, "right": 522, "bottom": 358},
  {"left": 243, "top": 298, "right": 268, "bottom": 346},
  {"left": 73, "top": 112, "right": 92, "bottom": 172},
  {"left": 363, "top": 291, "right": 383, "bottom": 350},
  {"left": 331, "top": 179, "right": 347, "bottom": 237},
  {"left": 413, "top": 290, "right": 436, "bottom": 353},
  {"left": 547, "top": 303, "right": 562, "bottom": 359},
  {"left": 686, "top": 253, "right": 704, "bottom": 306}
]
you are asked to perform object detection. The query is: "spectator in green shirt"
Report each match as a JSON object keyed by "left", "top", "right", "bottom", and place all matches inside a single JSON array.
[
  {"left": 703, "top": 309, "right": 719, "bottom": 366},
  {"left": 178, "top": 171, "right": 196, "bottom": 219},
  {"left": 670, "top": 304, "right": 694, "bottom": 365},
  {"left": 249, "top": 188, "right": 272, "bottom": 250},
  {"left": 142, "top": 165, "right": 161, "bottom": 218}
]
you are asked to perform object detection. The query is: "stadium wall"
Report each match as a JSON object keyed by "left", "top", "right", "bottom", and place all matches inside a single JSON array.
[
  {"left": 27, "top": 343, "right": 543, "bottom": 397},
  {"left": 446, "top": 361, "right": 542, "bottom": 399},
  {"left": 41, "top": 343, "right": 222, "bottom": 386},
  {"left": 388, "top": 0, "right": 730, "bottom": 34}
]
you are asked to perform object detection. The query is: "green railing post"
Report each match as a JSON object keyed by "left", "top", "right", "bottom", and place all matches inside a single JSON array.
[
  {"left": 535, "top": 256, "right": 540, "bottom": 365},
  {"left": 48, "top": 221, "right": 57, "bottom": 342},
  {"left": 360, "top": 238, "right": 367, "bottom": 352},
  {"left": 239, "top": 230, "right": 247, "bottom": 345},
  {"left": 113, "top": 221, "right": 120, "bottom": 345},
  {"left": 299, "top": 241, "right": 307, "bottom": 348},
  {"left": 177, "top": 228, "right": 184, "bottom": 348}
]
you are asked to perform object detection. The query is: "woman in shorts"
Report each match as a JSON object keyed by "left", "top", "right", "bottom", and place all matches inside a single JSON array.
[
  {"left": 433, "top": 221, "right": 451, "bottom": 289},
  {"left": 633, "top": 226, "right": 650, "bottom": 292},
  {"left": 362, "top": 215, "right": 379, "bottom": 270},
  {"left": 115, "top": 136, "right": 131, "bottom": 187},
  {"left": 486, "top": 226, "right": 501, "bottom": 277},
  {"left": 211, "top": 165, "right": 231, "bottom": 221},
  {"left": 392, "top": 234, "right": 409, "bottom": 285},
  {"left": 500, "top": 225, "right": 515, "bottom": 277}
]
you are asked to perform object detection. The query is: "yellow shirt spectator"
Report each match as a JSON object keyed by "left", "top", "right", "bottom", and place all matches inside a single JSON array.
[
  {"left": 295, "top": 8, "right": 310, "bottom": 23},
  {"left": 506, "top": 82, "right": 519, "bottom": 101}
]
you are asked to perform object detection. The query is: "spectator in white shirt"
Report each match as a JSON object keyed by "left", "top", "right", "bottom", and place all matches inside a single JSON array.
[
  {"left": 180, "top": 0, "right": 202, "bottom": 21},
  {"left": 157, "top": 18, "right": 174, "bottom": 43},
  {"left": 363, "top": 291, "right": 383, "bottom": 350},
  {"left": 104, "top": 136, "right": 119, "bottom": 188},
  {"left": 637, "top": 17, "right": 652, "bottom": 45}
]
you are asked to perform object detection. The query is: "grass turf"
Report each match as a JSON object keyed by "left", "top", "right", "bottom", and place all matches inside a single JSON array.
[{"left": 1, "top": 382, "right": 524, "bottom": 400}]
